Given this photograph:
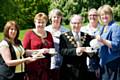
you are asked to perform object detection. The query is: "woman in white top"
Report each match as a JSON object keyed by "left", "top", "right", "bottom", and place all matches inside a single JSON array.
[
  {"left": 45, "top": 8, "right": 69, "bottom": 80},
  {"left": 0, "top": 21, "right": 35, "bottom": 80},
  {"left": 81, "top": 8, "right": 101, "bottom": 80}
]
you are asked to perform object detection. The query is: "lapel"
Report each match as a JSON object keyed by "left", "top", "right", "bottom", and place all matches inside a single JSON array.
[
  {"left": 80, "top": 32, "right": 87, "bottom": 45},
  {"left": 100, "top": 25, "right": 112, "bottom": 39},
  {"left": 64, "top": 31, "right": 88, "bottom": 47},
  {"left": 64, "top": 31, "right": 77, "bottom": 47},
  {"left": 101, "top": 21, "right": 114, "bottom": 39},
  {"left": 105, "top": 26, "right": 112, "bottom": 39}
]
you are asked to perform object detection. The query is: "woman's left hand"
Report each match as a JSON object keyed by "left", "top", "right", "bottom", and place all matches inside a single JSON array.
[
  {"left": 38, "top": 48, "right": 49, "bottom": 55},
  {"left": 96, "top": 35, "right": 103, "bottom": 42},
  {"left": 26, "top": 57, "right": 37, "bottom": 62}
]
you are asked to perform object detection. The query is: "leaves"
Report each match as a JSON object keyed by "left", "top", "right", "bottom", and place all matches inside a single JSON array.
[{"left": 0, "top": 0, "right": 120, "bottom": 31}]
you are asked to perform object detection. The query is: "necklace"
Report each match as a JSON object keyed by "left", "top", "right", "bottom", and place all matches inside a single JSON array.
[
  {"left": 33, "top": 29, "right": 47, "bottom": 38},
  {"left": 103, "top": 26, "right": 108, "bottom": 33}
]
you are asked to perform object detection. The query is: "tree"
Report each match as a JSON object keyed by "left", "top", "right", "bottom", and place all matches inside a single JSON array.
[
  {"left": 13, "top": 0, "right": 50, "bottom": 29},
  {"left": 0, "top": 0, "right": 120, "bottom": 32},
  {"left": 0, "top": 0, "right": 17, "bottom": 31}
]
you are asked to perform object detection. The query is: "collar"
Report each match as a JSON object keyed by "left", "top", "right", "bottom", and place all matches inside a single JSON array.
[{"left": 72, "top": 31, "right": 81, "bottom": 38}]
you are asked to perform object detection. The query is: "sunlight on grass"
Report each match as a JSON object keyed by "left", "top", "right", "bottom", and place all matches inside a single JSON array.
[
  {"left": 19, "top": 29, "right": 28, "bottom": 41},
  {"left": 0, "top": 32, "right": 3, "bottom": 41}
]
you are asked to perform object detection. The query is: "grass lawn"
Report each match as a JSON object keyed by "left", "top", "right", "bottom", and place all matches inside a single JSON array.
[
  {"left": 19, "top": 29, "right": 28, "bottom": 40},
  {"left": 0, "top": 32, "right": 3, "bottom": 41}
]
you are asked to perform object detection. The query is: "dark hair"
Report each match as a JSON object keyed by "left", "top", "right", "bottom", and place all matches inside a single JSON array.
[{"left": 3, "top": 20, "right": 20, "bottom": 44}]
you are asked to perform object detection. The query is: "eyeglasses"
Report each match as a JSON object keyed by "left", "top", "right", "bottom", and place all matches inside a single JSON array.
[
  {"left": 89, "top": 14, "right": 98, "bottom": 17},
  {"left": 71, "top": 22, "right": 82, "bottom": 25}
]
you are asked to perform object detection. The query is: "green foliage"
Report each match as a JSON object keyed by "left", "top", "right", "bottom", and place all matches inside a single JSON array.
[
  {"left": 113, "top": 5, "right": 120, "bottom": 21},
  {"left": 0, "top": 0, "right": 50, "bottom": 31},
  {"left": 49, "top": 0, "right": 120, "bottom": 24},
  {"left": 13, "top": 0, "right": 50, "bottom": 29},
  {"left": 49, "top": 0, "right": 84, "bottom": 24},
  {"left": 0, "top": 0, "right": 120, "bottom": 31},
  {"left": 0, "top": 0, "right": 17, "bottom": 31}
]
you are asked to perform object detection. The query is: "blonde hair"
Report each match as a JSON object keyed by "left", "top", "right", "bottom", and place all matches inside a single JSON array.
[
  {"left": 98, "top": 5, "right": 113, "bottom": 24},
  {"left": 99, "top": 4, "right": 113, "bottom": 16},
  {"left": 97, "top": 6, "right": 103, "bottom": 24},
  {"left": 34, "top": 12, "right": 48, "bottom": 23},
  {"left": 88, "top": 8, "right": 98, "bottom": 15}
]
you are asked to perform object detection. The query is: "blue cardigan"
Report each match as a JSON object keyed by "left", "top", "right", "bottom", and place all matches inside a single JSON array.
[{"left": 99, "top": 21, "right": 120, "bottom": 65}]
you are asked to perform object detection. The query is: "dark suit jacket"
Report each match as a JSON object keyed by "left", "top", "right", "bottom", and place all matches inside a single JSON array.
[{"left": 59, "top": 31, "right": 93, "bottom": 80}]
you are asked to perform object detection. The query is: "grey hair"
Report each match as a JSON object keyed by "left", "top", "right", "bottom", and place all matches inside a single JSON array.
[
  {"left": 70, "top": 14, "right": 83, "bottom": 23},
  {"left": 49, "top": 8, "right": 63, "bottom": 22}
]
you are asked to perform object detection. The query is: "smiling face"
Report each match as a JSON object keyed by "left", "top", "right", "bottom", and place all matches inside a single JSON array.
[
  {"left": 49, "top": 9, "right": 63, "bottom": 28},
  {"left": 34, "top": 12, "right": 48, "bottom": 33},
  {"left": 4, "top": 21, "right": 19, "bottom": 41},
  {"left": 8, "top": 26, "right": 17, "bottom": 40},
  {"left": 100, "top": 12, "right": 112, "bottom": 25},
  {"left": 99, "top": 5, "right": 113, "bottom": 25},
  {"left": 70, "top": 15, "right": 83, "bottom": 33},
  {"left": 88, "top": 9, "right": 98, "bottom": 24},
  {"left": 51, "top": 14, "right": 62, "bottom": 27},
  {"left": 35, "top": 19, "right": 47, "bottom": 32}
]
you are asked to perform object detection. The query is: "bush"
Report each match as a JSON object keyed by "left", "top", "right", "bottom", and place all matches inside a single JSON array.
[{"left": 113, "top": 5, "right": 120, "bottom": 21}]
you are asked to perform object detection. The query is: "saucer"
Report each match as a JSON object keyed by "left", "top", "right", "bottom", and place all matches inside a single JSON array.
[
  {"left": 85, "top": 47, "right": 97, "bottom": 53},
  {"left": 90, "top": 39, "right": 103, "bottom": 49},
  {"left": 32, "top": 51, "right": 45, "bottom": 59},
  {"left": 49, "top": 48, "right": 57, "bottom": 55}
]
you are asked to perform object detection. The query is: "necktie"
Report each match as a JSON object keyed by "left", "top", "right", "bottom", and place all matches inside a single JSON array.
[
  {"left": 75, "top": 32, "right": 80, "bottom": 42},
  {"left": 75, "top": 33, "right": 80, "bottom": 47}
]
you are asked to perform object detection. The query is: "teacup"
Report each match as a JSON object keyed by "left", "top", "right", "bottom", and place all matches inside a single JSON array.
[{"left": 49, "top": 48, "right": 56, "bottom": 54}]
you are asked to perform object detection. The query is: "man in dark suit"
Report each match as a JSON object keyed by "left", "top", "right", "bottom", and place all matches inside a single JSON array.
[{"left": 59, "top": 14, "right": 93, "bottom": 80}]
